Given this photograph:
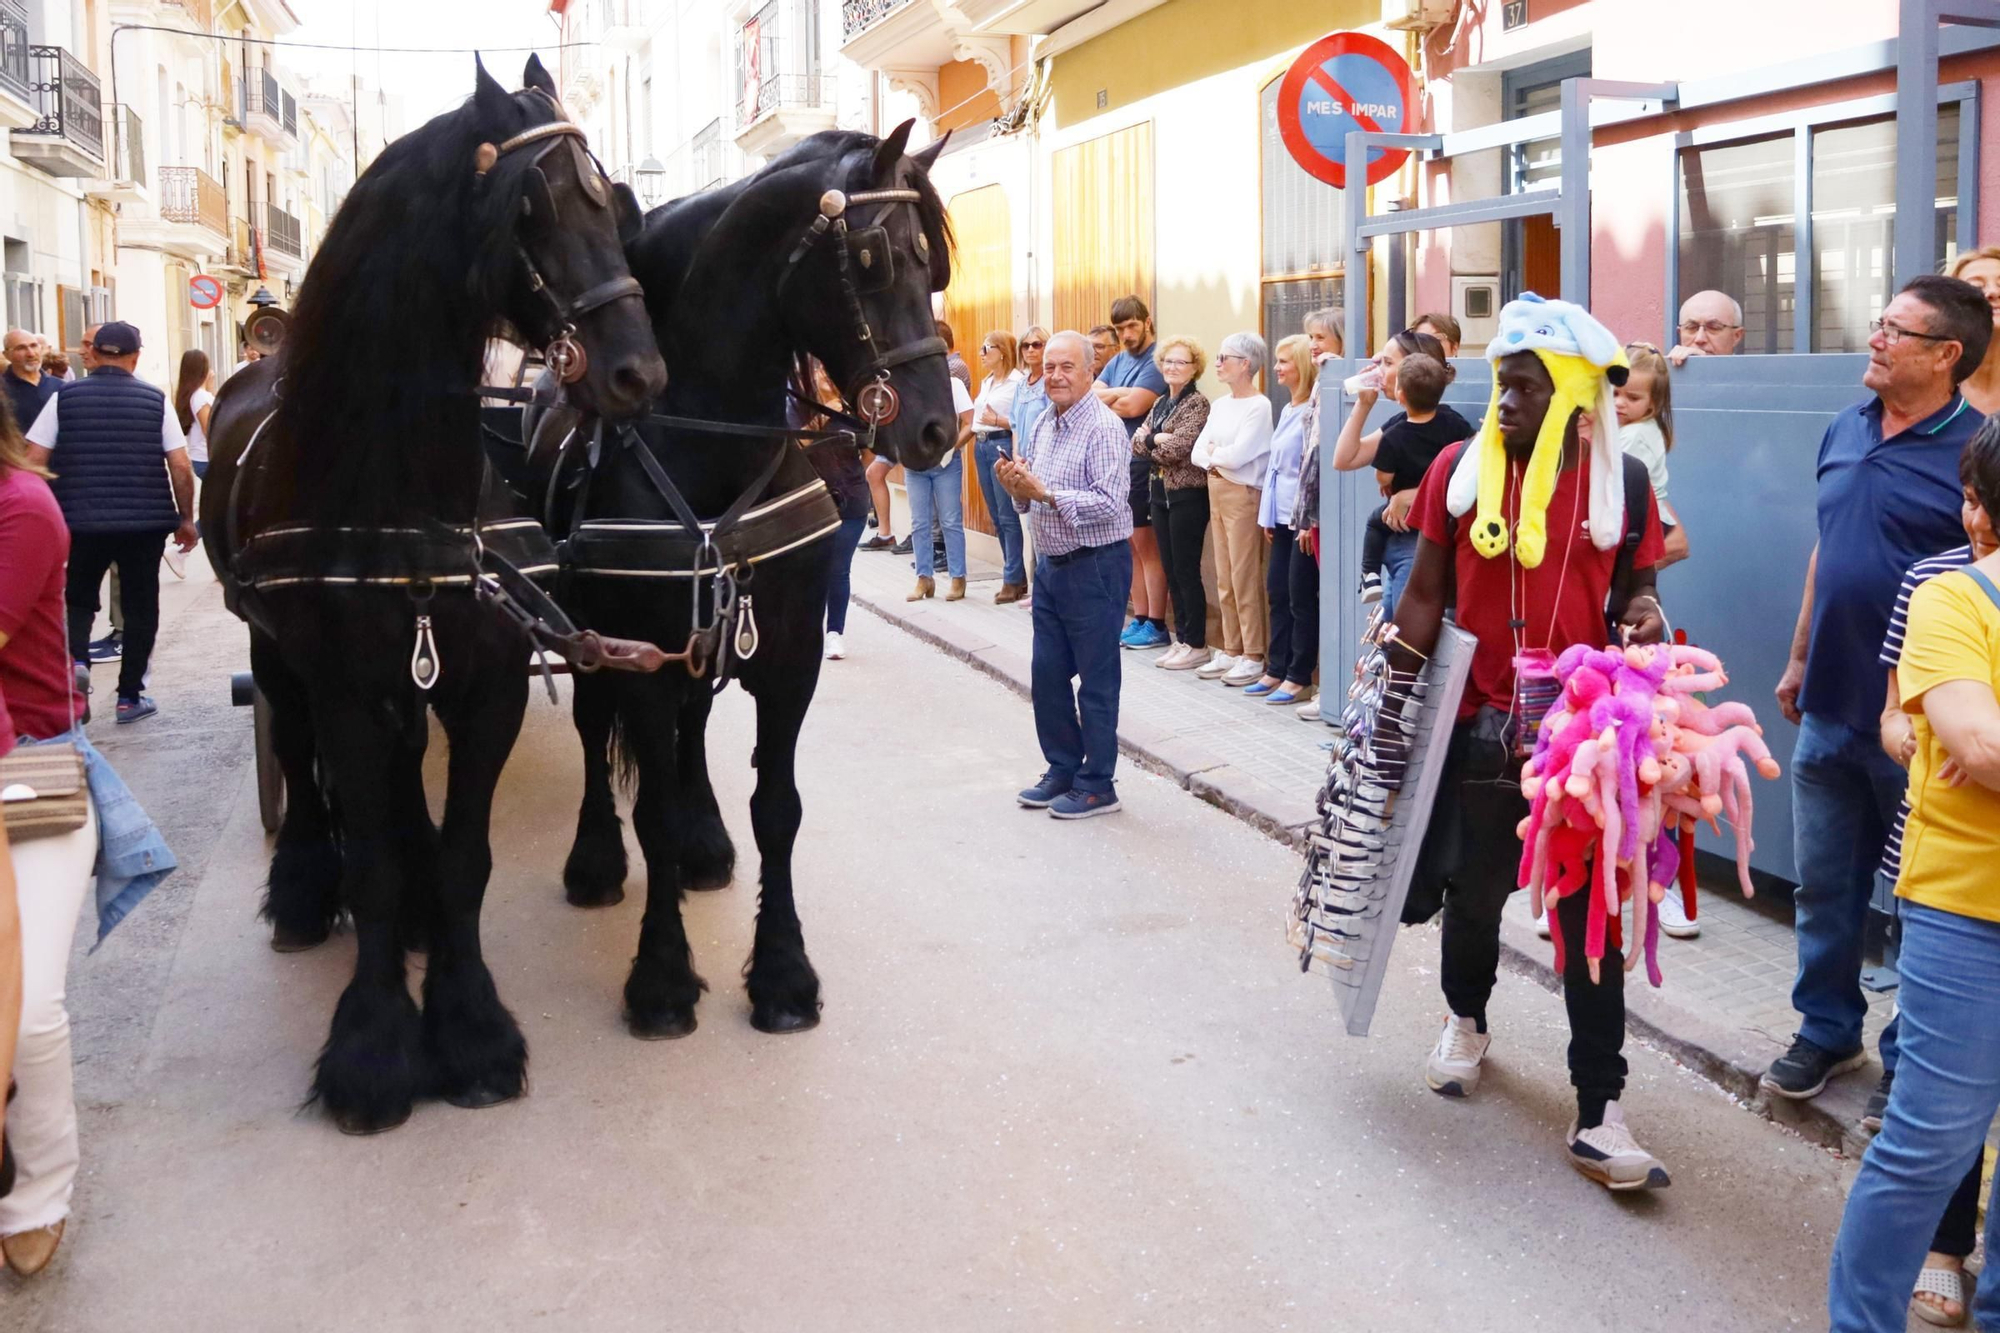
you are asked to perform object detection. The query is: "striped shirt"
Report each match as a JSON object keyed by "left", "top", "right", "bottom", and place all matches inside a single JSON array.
[
  {"left": 1879, "top": 544, "right": 1975, "bottom": 881},
  {"left": 1015, "top": 392, "right": 1132, "bottom": 557}
]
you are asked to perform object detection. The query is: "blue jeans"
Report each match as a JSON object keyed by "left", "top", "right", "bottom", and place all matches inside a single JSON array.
[
  {"left": 1829, "top": 903, "right": 2000, "bottom": 1332},
  {"left": 1381, "top": 528, "right": 1419, "bottom": 620},
  {"left": 1030, "top": 539, "right": 1127, "bottom": 795},
  {"left": 825, "top": 516, "right": 865, "bottom": 634},
  {"left": 904, "top": 449, "right": 966, "bottom": 580},
  {"left": 1791, "top": 711, "right": 1910, "bottom": 1054},
  {"left": 973, "top": 433, "right": 1026, "bottom": 585}
]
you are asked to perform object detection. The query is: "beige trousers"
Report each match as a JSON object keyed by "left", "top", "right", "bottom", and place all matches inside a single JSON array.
[{"left": 1206, "top": 475, "right": 1268, "bottom": 660}]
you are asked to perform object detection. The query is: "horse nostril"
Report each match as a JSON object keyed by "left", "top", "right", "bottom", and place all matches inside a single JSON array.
[
  {"left": 612, "top": 354, "right": 667, "bottom": 405},
  {"left": 920, "top": 419, "right": 952, "bottom": 456}
]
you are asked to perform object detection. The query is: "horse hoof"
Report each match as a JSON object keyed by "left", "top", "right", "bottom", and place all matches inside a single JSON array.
[
  {"left": 751, "top": 1007, "right": 821, "bottom": 1035},
  {"left": 565, "top": 881, "right": 626, "bottom": 909},
  {"left": 626, "top": 1009, "right": 697, "bottom": 1041},
  {"left": 270, "top": 922, "right": 331, "bottom": 953},
  {"left": 332, "top": 1105, "right": 411, "bottom": 1136},
  {"left": 442, "top": 1080, "right": 524, "bottom": 1110}
]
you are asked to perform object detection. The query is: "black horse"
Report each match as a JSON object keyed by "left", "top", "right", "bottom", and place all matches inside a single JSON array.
[
  {"left": 201, "top": 56, "right": 666, "bottom": 1132},
  {"left": 543, "top": 122, "right": 956, "bottom": 1038}
]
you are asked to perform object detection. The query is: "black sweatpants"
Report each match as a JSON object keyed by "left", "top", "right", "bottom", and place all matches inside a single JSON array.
[
  {"left": 1419, "top": 712, "right": 1627, "bottom": 1121},
  {"left": 67, "top": 530, "right": 166, "bottom": 700},
  {"left": 1151, "top": 482, "right": 1209, "bottom": 648},
  {"left": 1264, "top": 526, "right": 1319, "bottom": 684}
]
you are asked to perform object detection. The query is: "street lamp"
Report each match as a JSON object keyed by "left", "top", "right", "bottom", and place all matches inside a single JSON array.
[{"left": 635, "top": 156, "right": 667, "bottom": 207}]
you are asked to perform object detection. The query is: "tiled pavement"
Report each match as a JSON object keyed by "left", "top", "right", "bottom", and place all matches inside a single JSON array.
[{"left": 846, "top": 540, "right": 1893, "bottom": 1152}]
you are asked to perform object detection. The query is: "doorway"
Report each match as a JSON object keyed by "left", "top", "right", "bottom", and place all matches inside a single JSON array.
[{"left": 1501, "top": 49, "right": 1590, "bottom": 303}]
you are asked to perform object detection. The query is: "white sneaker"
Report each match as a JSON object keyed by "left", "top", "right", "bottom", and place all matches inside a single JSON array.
[
  {"left": 1154, "top": 643, "right": 1189, "bottom": 669},
  {"left": 1656, "top": 887, "right": 1699, "bottom": 939},
  {"left": 823, "top": 630, "right": 846, "bottom": 660},
  {"left": 1196, "top": 652, "right": 1239, "bottom": 680},
  {"left": 1566, "top": 1101, "right": 1671, "bottom": 1190},
  {"left": 1535, "top": 907, "right": 1552, "bottom": 939},
  {"left": 1221, "top": 658, "right": 1264, "bottom": 687},
  {"left": 163, "top": 546, "right": 187, "bottom": 579},
  {"left": 1425, "top": 1014, "right": 1490, "bottom": 1097},
  {"left": 1296, "top": 697, "right": 1323, "bottom": 722}
]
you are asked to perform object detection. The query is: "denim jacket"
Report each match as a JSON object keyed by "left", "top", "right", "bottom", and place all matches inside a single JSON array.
[{"left": 21, "top": 726, "right": 177, "bottom": 945}]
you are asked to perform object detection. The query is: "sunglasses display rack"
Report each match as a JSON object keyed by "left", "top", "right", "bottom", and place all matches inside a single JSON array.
[{"left": 1289, "top": 609, "right": 1476, "bottom": 1037}]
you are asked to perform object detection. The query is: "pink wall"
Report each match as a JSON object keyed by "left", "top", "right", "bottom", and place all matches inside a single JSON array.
[{"left": 1398, "top": 0, "right": 1999, "bottom": 348}]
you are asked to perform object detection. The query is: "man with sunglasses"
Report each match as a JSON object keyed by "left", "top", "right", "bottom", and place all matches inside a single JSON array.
[
  {"left": 1765, "top": 275, "right": 1991, "bottom": 1105},
  {"left": 1667, "top": 290, "right": 1745, "bottom": 365}
]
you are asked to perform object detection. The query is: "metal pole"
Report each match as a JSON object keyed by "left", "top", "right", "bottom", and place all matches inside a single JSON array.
[
  {"left": 1385, "top": 199, "right": 1407, "bottom": 333},
  {"left": 1344, "top": 131, "right": 1368, "bottom": 362},
  {"left": 1896, "top": 0, "right": 1944, "bottom": 288},
  {"left": 1559, "top": 76, "right": 1590, "bottom": 305},
  {"left": 1794, "top": 127, "right": 1814, "bottom": 354}
]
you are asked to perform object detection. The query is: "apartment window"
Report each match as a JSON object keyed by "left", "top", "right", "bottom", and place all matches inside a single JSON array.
[
  {"left": 1674, "top": 91, "right": 1972, "bottom": 355},
  {"left": 1259, "top": 73, "right": 1342, "bottom": 357},
  {"left": 4, "top": 236, "right": 37, "bottom": 334}
]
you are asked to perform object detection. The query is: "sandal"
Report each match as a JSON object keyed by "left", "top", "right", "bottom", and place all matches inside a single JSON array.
[{"left": 1913, "top": 1263, "right": 1969, "bottom": 1327}]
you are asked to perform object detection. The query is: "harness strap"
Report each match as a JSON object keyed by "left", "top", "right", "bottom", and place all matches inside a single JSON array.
[{"left": 561, "top": 275, "right": 645, "bottom": 322}]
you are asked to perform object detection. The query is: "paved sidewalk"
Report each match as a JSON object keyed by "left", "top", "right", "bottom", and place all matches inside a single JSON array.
[{"left": 847, "top": 542, "right": 1893, "bottom": 1154}]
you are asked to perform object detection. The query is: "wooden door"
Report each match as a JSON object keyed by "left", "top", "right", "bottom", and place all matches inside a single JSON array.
[
  {"left": 1522, "top": 214, "right": 1560, "bottom": 300},
  {"left": 1051, "top": 122, "right": 1154, "bottom": 336},
  {"left": 941, "top": 183, "right": 1011, "bottom": 538}
]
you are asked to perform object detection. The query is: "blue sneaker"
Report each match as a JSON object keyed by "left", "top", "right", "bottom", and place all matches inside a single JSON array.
[
  {"left": 1049, "top": 789, "right": 1121, "bottom": 820},
  {"left": 1130, "top": 622, "right": 1171, "bottom": 650},
  {"left": 115, "top": 694, "right": 158, "bottom": 725},
  {"left": 1118, "top": 619, "right": 1145, "bottom": 648},
  {"left": 1017, "top": 770, "right": 1074, "bottom": 808}
]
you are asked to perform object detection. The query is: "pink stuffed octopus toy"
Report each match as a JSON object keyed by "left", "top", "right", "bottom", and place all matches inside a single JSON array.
[{"left": 1516, "top": 643, "right": 1781, "bottom": 986}]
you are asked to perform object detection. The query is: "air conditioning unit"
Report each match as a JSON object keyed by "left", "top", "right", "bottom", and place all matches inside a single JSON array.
[
  {"left": 1383, "top": 0, "right": 1456, "bottom": 31},
  {"left": 1452, "top": 275, "right": 1501, "bottom": 350}
]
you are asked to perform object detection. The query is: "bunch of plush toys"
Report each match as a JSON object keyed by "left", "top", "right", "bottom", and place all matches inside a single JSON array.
[{"left": 1516, "top": 641, "right": 1781, "bottom": 986}]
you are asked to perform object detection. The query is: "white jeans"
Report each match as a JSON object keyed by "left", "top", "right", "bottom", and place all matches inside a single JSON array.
[{"left": 2, "top": 803, "right": 97, "bottom": 1237}]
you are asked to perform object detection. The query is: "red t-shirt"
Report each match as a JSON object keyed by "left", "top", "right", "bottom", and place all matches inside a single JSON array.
[
  {"left": 0, "top": 464, "right": 82, "bottom": 739},
  {"left": 1413, "top": 441, "right": 1664, "bottom": 719}
]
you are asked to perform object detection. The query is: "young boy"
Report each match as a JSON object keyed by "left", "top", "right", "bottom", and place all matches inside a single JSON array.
[
  {"left": 1389, "top": 295, "right": 1670, "bottom": 1190},
  {"left": 1358, "top": 353, "right": 1465, "bottom": 603}
]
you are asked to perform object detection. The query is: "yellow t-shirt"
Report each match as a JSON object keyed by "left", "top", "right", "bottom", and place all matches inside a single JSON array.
[{"left": 1897, "top": 568, "right": 2000, "bottom": 922}]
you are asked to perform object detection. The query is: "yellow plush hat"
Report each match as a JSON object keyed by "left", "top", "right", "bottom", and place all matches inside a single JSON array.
[{"left": 1444, "top": 294, "right": 1629, "bottom": 568}]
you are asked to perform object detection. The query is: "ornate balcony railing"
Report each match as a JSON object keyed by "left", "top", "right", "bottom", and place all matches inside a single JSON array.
[
  {"left": 840, "top": 0, "right": 915, "bottom": 42},
  {"left": 25, "top": 46, "right": 103, "bottom": 160},
  {"left": 260, "top": 201, "right": 302, "bottom": 259},
  {"left": 0, "top": 0, "right": 29, "bottom": 105},
  {"left": 742, "top": 73, "right": 827, "bottom": 126},
  {"left": 246, "top": 69, "right": 297, "bottom": 139},
  {"left": 159, "top": 165, "right": 227, "bottom": 234}
]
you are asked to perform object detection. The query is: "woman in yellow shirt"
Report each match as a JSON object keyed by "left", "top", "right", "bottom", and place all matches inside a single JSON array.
[{"left": 1830, "top": 420, "right": 2000, "bottom": 1331}]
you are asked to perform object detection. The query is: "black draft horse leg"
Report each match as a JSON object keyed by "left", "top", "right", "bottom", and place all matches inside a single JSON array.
[
  {"left": 309, "top": 689, "right": 424, "bottom": 1134},
  {"left": 743, "top": 679, "right": 822, "bottom": 1034},
  {"left": 391, "top": 744, "right": 439, "bottom": 956},
  {"left": 619, "top": 677, "right": 708, "bottom": 1039},
  {"left": 423, "top": 659, "right": 529, "bottom": 1108},
  {"left": 563, "top": 668, "right": 628, "bottom": 907},
  {"left": 254, "top": 629, "right": 343, "bottom": 952},
  {"left": 676, "top": 688, "right": 736, "bottom": 891}
]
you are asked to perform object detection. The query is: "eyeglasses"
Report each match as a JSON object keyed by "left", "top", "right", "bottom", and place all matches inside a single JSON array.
[
  {"left": 1677, "top": 320, "right": 1741, "bottom": 336},
  {"left": 1019, "top": 339, "right": 1046, "bottom": 350},
  {"left": 1160, "top": 357, "right": 1194, "bottom": 368},
  {"left": 1218, "top": 353, "right": 1246, "bottom": 363},
  {"left": 1870, "top": 318, "right": 1952, "bottom": 346}
]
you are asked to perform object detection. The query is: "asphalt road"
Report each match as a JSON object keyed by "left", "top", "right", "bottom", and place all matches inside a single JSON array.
[{"left": 6, "top": 563, "right": 1878, "bottom": 1331}]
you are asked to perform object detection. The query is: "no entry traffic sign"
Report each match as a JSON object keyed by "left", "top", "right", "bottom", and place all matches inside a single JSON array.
[
  {"left": 1277, "top": 31, "right": 1418, "bottom": 189},
  {"left": 189, "top": 274, "right": 224, "bottom": 310}
]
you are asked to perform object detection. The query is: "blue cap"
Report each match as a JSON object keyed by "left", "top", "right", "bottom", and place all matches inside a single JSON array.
[{"left": 91, "top": 321, "right": 142, "bottom": 356}]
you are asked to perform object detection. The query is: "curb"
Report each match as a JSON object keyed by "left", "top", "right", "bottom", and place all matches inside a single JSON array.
[{"left": 854, "top": 589, "right": 1871, "bottom": 1158}]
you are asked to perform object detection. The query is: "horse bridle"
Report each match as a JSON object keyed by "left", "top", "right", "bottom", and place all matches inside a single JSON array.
[
  {"left": 474, "top": 115, "right": 645, "bottom": 386},
  {"left": 778, "top": 186, "right": 947, "bottom": 451}
]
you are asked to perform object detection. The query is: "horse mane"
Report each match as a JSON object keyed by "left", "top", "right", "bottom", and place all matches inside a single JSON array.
[{"left": 268, "top": 90, "right": 546, "bottom": 524}]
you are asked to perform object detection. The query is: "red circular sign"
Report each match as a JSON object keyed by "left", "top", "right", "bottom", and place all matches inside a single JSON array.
[
  {"left": 189, "top": 274, "right": 224, "bottom": 310},
  {"left": 1277, "top": 31, "right": 1418, "bottom": 189}
]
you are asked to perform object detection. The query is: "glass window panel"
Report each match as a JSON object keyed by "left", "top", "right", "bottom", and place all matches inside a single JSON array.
[
  {"left": 1261, "top": 276, "right": 1343, "bottom": 416},
  {"left": 1261, "top": 78, "right": 1343, "bottom": 279},
  {"left": 1810, "top": 105, "right": 1961, "bottom": 352},
  {"left": 1678, "top": 132, "right": 1796, "bottom": 353}
]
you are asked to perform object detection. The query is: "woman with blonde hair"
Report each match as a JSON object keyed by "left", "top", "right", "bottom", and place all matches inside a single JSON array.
[
  {"left": 1133, "top": 336, "right": 1212, "bottom": 668},
  {"left": 1189, "top": 331, "right": 1273, "bottom": 686},
  {"left": 971, "top": 330, "right": 1028, "bottom": 602},
  {"left": 1948, "top": 245, "right": 2000, "bottom": 413},
  {"left": 1246, "top": 335, "right": 1318, "bottom": 706}
]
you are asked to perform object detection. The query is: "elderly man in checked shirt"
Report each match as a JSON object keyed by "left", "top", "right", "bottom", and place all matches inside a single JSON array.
[{"left": 996, "top": 329, "right": 1134, "bottom": 819}]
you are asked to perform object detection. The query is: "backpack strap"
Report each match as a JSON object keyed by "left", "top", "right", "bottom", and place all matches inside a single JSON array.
[
  {"left": 1605, "top": 453, "right": 1655, "bottom": 628},
  {"left": 1963, "top": 565, "right": 2000, "bottom": 610}
]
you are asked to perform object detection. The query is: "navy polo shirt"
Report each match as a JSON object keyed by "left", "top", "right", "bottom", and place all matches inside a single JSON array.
[{"left": 1801, "top": 391, "right": 1981, "bottom": 732}]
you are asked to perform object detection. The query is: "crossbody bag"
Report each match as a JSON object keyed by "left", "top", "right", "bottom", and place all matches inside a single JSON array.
[{"left": 0, "top": 630, "right": 88, "bottom": 842}]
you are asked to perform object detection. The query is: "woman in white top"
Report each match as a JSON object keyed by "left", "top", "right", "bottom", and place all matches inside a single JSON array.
[
  {"left": 173, "top": 350, "right": 215, "bottom": 480},
  {"left": 1189, "top": 331, "right": 1274, "bottom": 686},
  {"left": 970, "top": 331, "right": 1028, "bottom": 599}
]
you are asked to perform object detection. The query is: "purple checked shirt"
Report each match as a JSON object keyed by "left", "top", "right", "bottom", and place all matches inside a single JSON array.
[{"left": 1014, "top": 392, "right": 1133, "bottom": 557}]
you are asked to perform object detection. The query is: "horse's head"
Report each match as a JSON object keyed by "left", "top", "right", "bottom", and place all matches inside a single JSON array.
[
  {"left": 470, "top": 56, "right": 666, "bottom": 421},
  {"left": 780, "top": 121, "right": 957, "bottom": 471}
]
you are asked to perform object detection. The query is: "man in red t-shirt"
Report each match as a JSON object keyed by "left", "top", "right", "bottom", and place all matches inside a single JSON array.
[{"left": 1389, "top": 303, "right": 1669, "bottom": 1190}]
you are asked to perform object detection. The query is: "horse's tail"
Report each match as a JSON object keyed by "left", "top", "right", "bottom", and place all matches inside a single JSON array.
[{"left": 605, "top": 693, "right": 642, "bottom": 798}]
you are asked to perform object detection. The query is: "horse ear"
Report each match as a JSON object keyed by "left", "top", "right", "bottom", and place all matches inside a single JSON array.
[
  {"left": 611, "top": 182, "right": 644, "bottom": 244},
  {"left": 473, "top": 55, "right": 513, "bottom": 127},
  {"left": 872, "top": 119, "right": 915, "bottom": 182},
  {"left": 911, "top": 130, "right": 949, "bottom": 173},
  {"left": 522, "top": 53, "right": 558, "bottom": 100}
]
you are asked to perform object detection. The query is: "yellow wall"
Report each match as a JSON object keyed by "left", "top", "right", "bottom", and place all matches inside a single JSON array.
[{"left": 937, "top": 59, "right": 1003, "bottom": 134}]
